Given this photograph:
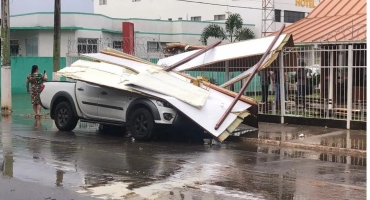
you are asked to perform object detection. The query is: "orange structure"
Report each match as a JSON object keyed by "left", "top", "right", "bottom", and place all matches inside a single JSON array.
[{"left": 271, "top": 0, "right": 366, "bottom": 43}]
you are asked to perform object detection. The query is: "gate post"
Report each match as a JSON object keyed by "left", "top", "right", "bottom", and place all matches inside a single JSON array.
[
  {"left": 279, "top": 51, "right": 285, "bottom": 123},
  {"left": 346, "top": 45, "right": 353, "bottom": 129},
  {"left": 328, "top": 51, "right": 334, "bottom": 111},
  {"left": 225, "top": 60, "right": 230, "bottom": 90}
]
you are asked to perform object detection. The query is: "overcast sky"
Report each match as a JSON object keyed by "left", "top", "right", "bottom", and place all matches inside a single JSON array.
[{"left": 0, "top": 0, "right": 93, "bottom": 15}]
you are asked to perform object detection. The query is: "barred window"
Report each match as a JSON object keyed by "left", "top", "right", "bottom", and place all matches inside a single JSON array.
[
  {"left": 113, "top": 41, "right": 122, "bottom": 51},
  {"left": 214, "top": 14, "right": 225, "bottom": 21},
  {"left": 77, "top": 38, "right": 98, "bottom": 53},
  {"left": 10, "top": 40, "right": 20, "bottom": 56},
  {"left": 147, "top": 41, "right": 173, "bottom": 52},
  {"left": 284, "top": 10, "right": 305, "bottom": 23}
]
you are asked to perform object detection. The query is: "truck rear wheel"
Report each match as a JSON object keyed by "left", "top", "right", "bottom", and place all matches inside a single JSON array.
[
  {"left": 127, "top": 108, "right": 155, "bottom": 141},
  {"left": 54, "top": 101, "right": 78, "bottom": 131}
]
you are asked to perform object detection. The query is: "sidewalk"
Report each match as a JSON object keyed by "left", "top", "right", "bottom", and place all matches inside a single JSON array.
[
  {"left": 7, "top": 94, "right": 34, "bottom": 115},
  {"left": 237, "top": 122, "right": 366, "bottom": 156}
]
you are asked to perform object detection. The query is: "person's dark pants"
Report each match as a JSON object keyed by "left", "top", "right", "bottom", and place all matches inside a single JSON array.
[
  {"left": 261, "top": 84, "right": 269, "bottom": 103},
  {"left": 275, "top": 83, "right": 287, "bottom": 109},
  {"left": 297, "top": 84, "right": 306, "bottom": 108}
]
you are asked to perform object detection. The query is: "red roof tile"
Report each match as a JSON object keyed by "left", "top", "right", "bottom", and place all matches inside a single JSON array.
[{"left": 271, "top": 0, "right": 366, "bottom": 43}]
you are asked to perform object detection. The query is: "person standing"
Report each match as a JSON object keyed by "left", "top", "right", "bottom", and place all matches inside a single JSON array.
[
  {"left": 258, "top": 69, "right": 271, "bottom": 103},
  {"left": 26, "top": 65, "right": 48, "bottom": 117},
  {"left": 272, "top": 68, "right": 287, "bottom": 108},
  {"left": 296, "top": 62, "right": 307, "bottom": 108}
]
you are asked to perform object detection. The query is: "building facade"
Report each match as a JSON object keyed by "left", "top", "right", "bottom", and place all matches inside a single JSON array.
[
  {"left": 8, "top": 12, "right": 254, "bottom": 57},
  {"left": 93, "top": 0, "right": 320, "bottom": 37}
]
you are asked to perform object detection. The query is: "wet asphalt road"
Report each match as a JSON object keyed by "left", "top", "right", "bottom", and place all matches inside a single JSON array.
[{"left": 0, "top": 116, "right": 366, "bottom": 200}]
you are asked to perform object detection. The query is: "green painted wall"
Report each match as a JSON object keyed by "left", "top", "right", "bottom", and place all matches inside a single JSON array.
[
  {"left": 0, "top": 57, "right": 66, "bottom": 93},
  {"left": 0, "top": 56, "right": 261, "bottom": 94}
]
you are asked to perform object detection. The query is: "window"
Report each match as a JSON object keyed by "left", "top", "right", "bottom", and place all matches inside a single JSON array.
[
  {"left": 132, "top": 0, "right": 140, "bottom": 1},
  {"left": 147, "top": 41, "right": 173, "bottom": 52},
  {"left": 25, "top": 38, "right": 38, "bottom": 57},
  {"left": 190, "top": 16, "right": 201, "bottom": 21},
  {"left": 178, "top": 17, "right": 182, "bottom": 20},
  {"left": 168, "top": 18, "right": 172, "bottom": 21},
  {"left": 274, "top": 9, "right": 281, "bottom": 22},
  {"left": 284, "top": 10, "right": 305, "bottom": 23},
  {"left": 10, "top": 40, "right": 19, "bottom": 56},
  {"left": 113, "top": 41, "right": 122, "bottom": 51},
  {"left": 99, "top": 0, "right": 107, "bottom": 5},
  {"left": 214, "top": 14, "right": 225, "bottom": 21},
  {"left": 77, "top": 38, "right": 98, "bottom": 53},
  {"left": 147, "top": 41, "right": 159, "bottom": 52}
]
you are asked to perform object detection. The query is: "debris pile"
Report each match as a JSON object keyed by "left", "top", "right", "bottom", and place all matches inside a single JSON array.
[{"left": 57, "top": 33, "right": 293, "bottom": 142}]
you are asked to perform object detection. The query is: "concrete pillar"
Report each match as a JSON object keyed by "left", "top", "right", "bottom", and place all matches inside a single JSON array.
[
  {"left": 1, "top": 0, "right": 12, "bottom": 113},
  {"left": 1, "top": 67, "right": 12, "bottom": 112},
  {"left": 1, "top": 115, "right": 13, "bottom": 177}
]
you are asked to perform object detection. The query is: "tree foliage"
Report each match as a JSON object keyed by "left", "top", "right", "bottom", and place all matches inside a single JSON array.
[{"left": 200, "top": 13, "right": 255, "bottom": 45}]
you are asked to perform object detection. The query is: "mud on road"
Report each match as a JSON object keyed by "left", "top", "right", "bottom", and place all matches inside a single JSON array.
[{"left": 0, "top": 116, "right": 366, "bottom": 200}]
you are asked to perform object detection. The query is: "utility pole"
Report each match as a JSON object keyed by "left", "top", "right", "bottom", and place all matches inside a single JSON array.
[
  {"left": 52, "top": 0, "right": 61, "bottom": 80},
  {"left": 1, "top": 0, "right": 12, "bottom": 113}
]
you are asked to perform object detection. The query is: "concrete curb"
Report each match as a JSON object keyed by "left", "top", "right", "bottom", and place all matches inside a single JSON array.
[{"left": 237, "top": 137, "right": 366, "bottom": 157}]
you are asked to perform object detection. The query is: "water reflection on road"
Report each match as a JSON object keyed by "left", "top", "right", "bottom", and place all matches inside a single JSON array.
[{"left": 0, "top": 117, "right": 366, "bottom": 200}]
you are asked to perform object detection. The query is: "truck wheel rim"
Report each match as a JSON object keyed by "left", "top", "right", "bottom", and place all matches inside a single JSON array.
[
  {"left": 58, "top": 108, "right": 69, "bottom": 126},
  {"left": 134, "top": 114, "right": 148, "bottom": 136}
]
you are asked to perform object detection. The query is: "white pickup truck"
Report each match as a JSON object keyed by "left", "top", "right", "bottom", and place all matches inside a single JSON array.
[{"left": 40, "top": 80, "right": 179, "bottom": 140}]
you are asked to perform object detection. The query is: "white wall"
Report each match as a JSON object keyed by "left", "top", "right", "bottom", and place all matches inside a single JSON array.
[
  {"left": 93, "top": 0, "right": 320, "bottom": 37},
  {"left": 10, "top": 31, "right": 39, "bottom": 56},
  {"left": 10, "top": 30, "right": 75, "bottom": 57},
  {"left": 10, "top": 13, "right": 256, "bottom": 57},
  {"left": 38, "top": 30, "right": 75, "bottom": 57}
]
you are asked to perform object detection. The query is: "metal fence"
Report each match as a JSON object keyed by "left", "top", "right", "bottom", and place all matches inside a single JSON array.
[
  {"left": 265, "top": 44, "right": 367, "bottom": 126},
  {"left": 182, "top": 43, "right": 366, "bottom": 127}
]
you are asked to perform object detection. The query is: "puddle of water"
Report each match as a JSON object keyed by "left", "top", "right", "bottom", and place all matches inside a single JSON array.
[
  {"left": 201, "top": 185, "right": 266, "bottom": 200},
  {"left": 225, "top": 142, "right": 366, "bottom": 167},
  {"left": 77, "top": 160, "right": 231, "bottom": 199},
  {"left": 241, "top": 123, "right": 367, "bottom": 151}
]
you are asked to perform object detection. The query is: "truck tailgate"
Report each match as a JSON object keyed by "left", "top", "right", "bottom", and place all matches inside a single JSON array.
[{"left": 40, "top": 81, "right": 76, "bottom": 109}]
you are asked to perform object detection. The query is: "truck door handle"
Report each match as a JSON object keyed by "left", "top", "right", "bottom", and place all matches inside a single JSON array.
[
  {"left": 100, "top": 91, "right": 107, "bottom": 95},
  {"left": 77, "top": 87, "right": 84, "bottom": 91}
]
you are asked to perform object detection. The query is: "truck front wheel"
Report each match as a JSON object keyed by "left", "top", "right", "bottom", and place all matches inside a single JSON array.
[
  {"left": 54, "top": 101, "right": 79, "bottom": 131},
  {"left": 127, "top": 108, "right": 155, "bottom": 141}
]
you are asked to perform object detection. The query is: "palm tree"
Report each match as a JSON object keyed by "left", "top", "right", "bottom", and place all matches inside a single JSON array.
[{"left": 200, "top": 13, "right": 255, "bottom": 45}]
